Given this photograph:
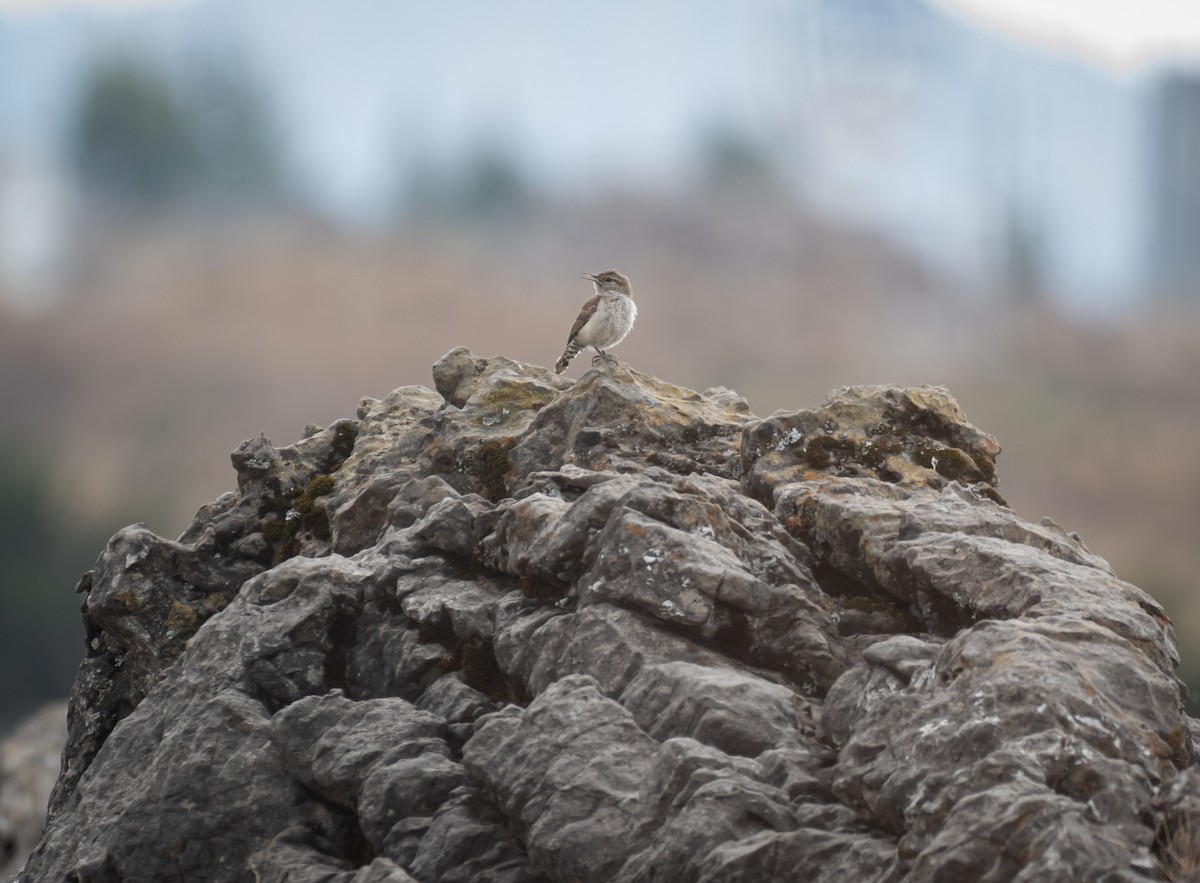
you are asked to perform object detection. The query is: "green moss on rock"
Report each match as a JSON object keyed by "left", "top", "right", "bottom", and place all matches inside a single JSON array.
[
  {"left": 260, "top": 474, "right": 337, "bottom": 564},
  {"left": 913, "top": 444, "right": 983, "bottom": 483},
  {"left": 330, "top": 422, "right": 359, "bottom": 466},
  {"left": 471, "top": 439, "right": 515, "bottom": 502},
  {"left": 860, "top": 438, "right": 902, "bottom": 469},
  {"left": 803, "top": 435, "right": 858, "bottom": 470}
]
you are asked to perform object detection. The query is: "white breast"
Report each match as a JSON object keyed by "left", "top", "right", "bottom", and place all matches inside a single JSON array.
[{"left": 577, "top": 293, "right": 637, "bottom": 350}]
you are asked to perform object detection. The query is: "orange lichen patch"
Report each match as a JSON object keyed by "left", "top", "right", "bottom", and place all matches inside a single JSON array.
[
  {"left": 1146, "top": 730, "right": 1176, "bottom": 759},
  {"left": 113, "top": 591, "right": 141, "bottom": 613},
  {"left": 624, "top": 521, "right": 649, "bottom": 538},
  {"left": 1166, "top": 725, "right": 1187, "bottom": 754},
  {"left": 987, "top": 650, "right": 1014, "bottom": 669}
]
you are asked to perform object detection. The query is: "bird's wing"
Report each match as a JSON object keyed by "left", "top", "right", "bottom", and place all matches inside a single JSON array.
[{"left": 566, "top": 294, "right": 601, "bottom": 343}]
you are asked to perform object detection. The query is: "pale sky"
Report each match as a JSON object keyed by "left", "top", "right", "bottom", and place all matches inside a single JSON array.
[
  {"left": 0, "top": 0, "right": 164, "bottom": 7},
  {"left": 935, "top": 0, "right": 1200, "bottom": 68},
  {"left": 1, "top": 0, "right": 1199, "bottom": 69}
]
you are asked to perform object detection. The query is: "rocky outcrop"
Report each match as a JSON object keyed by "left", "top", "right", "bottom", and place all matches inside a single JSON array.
[{"left": 18, "top": 348, "right": 1196, "bottom": 882}]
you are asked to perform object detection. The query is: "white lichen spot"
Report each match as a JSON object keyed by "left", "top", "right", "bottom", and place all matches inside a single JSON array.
[
  {"left": 1071, "top": 714, "right": 1108, "bottom": 732},
  {"left": 1042, "top": 845, "right": 1064, "bottom": 869},
  {"left": 916, "top": 718, "right": 950, "bottom": 738},
  {"left": 643, "top": 552, "right": 660, "bottom": 569},
  {"left": 481, "top": 414, "right": 500, "bottom": 426},
  {"left": 1036, "top": 703, "right": 1048, "bottom": 714},
  {"left": 774, "top": 428, "right": 802, "bottom": 451},
  {"left": 910, "top": 668, "right": 935, "bottom": 690},
  {"left": 692, "top": 524, "right": 715, "bottom": 539},
  {"left": 905, "top": 780, "right": 928, "bottom": 814},
  {"left": 285, "top": 509, "right": 300, "bottom": 523}
]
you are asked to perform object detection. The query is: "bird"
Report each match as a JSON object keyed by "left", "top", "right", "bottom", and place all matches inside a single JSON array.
[{"left": 554, "top": 269, "right": 637, "bottom": 375}]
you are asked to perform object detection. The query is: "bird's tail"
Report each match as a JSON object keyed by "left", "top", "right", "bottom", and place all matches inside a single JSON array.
[{"left": 555, "top": 341, "right": 581, "bottom": 374}]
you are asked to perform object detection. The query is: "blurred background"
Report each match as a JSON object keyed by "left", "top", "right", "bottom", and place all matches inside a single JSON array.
[{"left": 1, "top": 0, "right": 1198, "bottom": 727}]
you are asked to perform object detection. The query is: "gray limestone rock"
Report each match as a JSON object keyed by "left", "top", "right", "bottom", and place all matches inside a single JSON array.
[{"left": 17, "top": 349, "right": 1195, "bottom": 882}]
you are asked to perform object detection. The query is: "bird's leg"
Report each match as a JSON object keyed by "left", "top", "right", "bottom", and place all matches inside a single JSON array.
[{"left": 591, "top": 348, "right": 609, "bottom": 367}]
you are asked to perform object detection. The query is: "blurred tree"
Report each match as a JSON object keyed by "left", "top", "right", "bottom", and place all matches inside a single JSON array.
[
  {"left": 459, "top": 147, "right": 530, "bottom": 216},
  {"left": 72, "top": 52, "right": 283, "bottom": 210},
  {"left": 180, "top": 55, "right": 284, "bottom": 207},
  {"left": 697, "top": 125, "right": 778, "bottom": 190},
  {"left": 73, "top": 55, "right": 200, "bottom": 204},
  {"left": 1002, "top": 208, "right": 1046, "bottom": 307},
  {"left": 400, "top": 139, "right": 533, "bottom": 224},
  {"left": 1150, "top": 73, "right": 1200, "bottom": 301}
]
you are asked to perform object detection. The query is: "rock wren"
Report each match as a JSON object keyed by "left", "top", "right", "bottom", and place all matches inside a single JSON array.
[{"left": 554, "top": 269, "right": 637, "bottom": 375}]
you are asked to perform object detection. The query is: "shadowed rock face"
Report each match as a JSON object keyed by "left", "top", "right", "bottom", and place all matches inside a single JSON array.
[{"left": 18, "top": 347, "right": 1196, "bottom": 883}]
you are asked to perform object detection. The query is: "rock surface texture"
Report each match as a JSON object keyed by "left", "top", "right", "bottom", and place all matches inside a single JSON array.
[{"left": 18, "top": 348, "right": 1197, "bottom": 882}]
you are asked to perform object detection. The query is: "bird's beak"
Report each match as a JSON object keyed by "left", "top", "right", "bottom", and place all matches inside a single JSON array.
[{"left": 581, "top": 272, "right": 598, "bottom": 282}]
